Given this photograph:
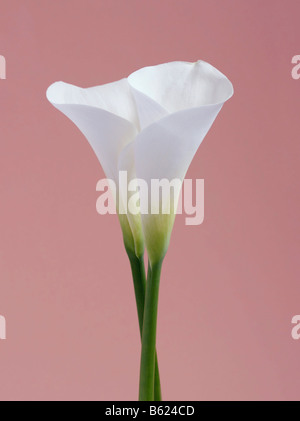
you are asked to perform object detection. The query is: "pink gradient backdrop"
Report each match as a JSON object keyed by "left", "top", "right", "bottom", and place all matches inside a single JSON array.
[{"left": 0, "top": 0, "right": 299, "bottom": 400}]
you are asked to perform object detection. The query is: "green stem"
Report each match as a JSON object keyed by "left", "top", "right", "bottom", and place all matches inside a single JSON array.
[
  {"left": 129, "top": 255, "right": 162, "bottom": 401},
  {"left": 139, "top": 260, "right": 162, "bottom": 401},
  {"left": 147, "top": 263, "right": 162, "bottom": 401}
]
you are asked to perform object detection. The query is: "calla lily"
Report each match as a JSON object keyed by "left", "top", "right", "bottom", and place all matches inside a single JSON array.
[
  {"left": 128, "top": 60, "right": 233, "bottom": 264},
  {"left": 46, "top": 60, "right": 233, "bottom": 401},
  {"left": 46, "top": 61, "right": 233, "bottom": 264},
  {"left": 46, "top": 78, "right": 144, "bottom": 257},
  {"left": 46, "top": 74, "right": 161, "bottom": 399}
]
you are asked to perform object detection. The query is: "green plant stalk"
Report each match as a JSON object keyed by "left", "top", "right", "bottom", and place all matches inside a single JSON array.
[
  {"left": 129, "top": 254, "right": 161, "bottom": 401},
  {"left": 139, "top": 260, "right": 162, "bottom": 401},
  {"left": 147, "top": 263, "right": 162, "bottom": 401}
]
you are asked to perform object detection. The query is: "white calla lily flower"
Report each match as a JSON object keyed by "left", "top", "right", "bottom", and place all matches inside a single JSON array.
[
  {"left": 128, "top": 60, "right": 233, "bottom": 264},
  {"left": 46, "top": 78, "right": 143, "bottom": 257},
  {"left": 46, "top": 60, "right": 233, "bottom": 264},
  {"left": 47, "top": 60, "right": 233, "bottom": 401}
]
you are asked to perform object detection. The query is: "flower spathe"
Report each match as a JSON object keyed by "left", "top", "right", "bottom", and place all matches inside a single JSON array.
[
  {"left": 46, "top": 60, "right": 233, "bottom": 264},
  {"left": 46, "top": 78, "right": 143, "bottom": 257}
]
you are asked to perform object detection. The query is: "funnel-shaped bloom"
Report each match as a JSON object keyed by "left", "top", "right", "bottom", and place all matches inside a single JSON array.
[
  {"left": 47, "top": 60, "right": 233, "bottom": 264},
  {"left": 128, "top": 61, "right": 233, "bottom": 264},
  {"left": 46, "top": 78, "right": 144, "bottom": 257}
]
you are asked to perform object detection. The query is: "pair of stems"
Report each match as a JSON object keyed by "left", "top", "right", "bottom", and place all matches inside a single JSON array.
[{"left": 128, "top": 254, "right": 162, "bottom": 401}]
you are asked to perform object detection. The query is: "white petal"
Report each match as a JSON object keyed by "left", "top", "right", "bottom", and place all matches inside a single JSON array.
[
  {"left": 46, "top": 80, "right": 139, "bottom": 185},
  {"left": 126, "top": 84, "right": 168, "bottom": 130},
  {"left": 135, "top": 104, "right": 223, "bottom": 183},
  {"left": 46, "top": 80, "right": 140, "bottom": 255},
  {"left": 132, "top": 62, "right": 233, "bottom": 263},
  {"left": 47, "top": 79, "right": 140, "bottom": 129},
  {"left": 128, "top": 60, "right": 233, "bottom": 128}
]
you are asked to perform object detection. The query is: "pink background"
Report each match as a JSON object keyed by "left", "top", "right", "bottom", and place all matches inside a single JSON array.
[{"left": 0, "top": 0, "right": 299, "bottom": 401}]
